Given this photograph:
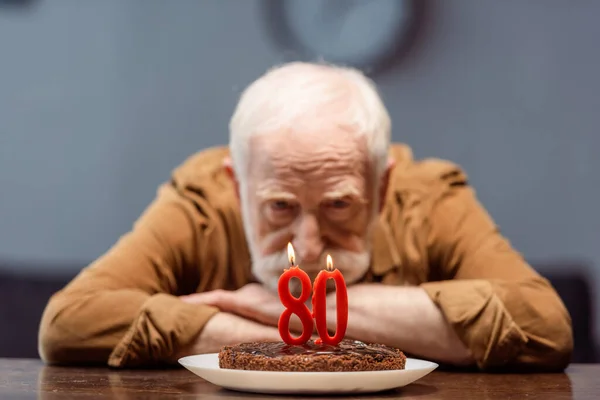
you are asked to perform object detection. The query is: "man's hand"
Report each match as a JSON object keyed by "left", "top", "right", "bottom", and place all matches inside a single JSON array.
[
  {"left": 180, "top": 283, "right": 309, "bottom": 334},
  {"left": 180, "top": 284, "right": 283, "bottom": 325},
  {"left": 170, "top": 312, "right": 281, "bottom": 361}
]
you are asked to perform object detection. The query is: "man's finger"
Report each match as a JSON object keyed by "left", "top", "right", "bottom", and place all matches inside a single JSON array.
[
  {"left": 180, "top": 290, "right": 235, "bottom": 309},
  {"left": 183, "top": 290, "right": 312, "bottom": 337},
  {"left": 181, "top": 289, "right": 303, "bottom": 330},
  {"left": 181, "top": 290, "right": 266, "bottom": 324}
]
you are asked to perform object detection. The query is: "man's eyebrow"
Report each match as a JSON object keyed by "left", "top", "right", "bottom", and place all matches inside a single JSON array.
[
  {"left": 256, "top": 189, "right": 297, "bottom": 201},
  {"left": 322, "top": 185, "right": 362, "bottom": 200}
]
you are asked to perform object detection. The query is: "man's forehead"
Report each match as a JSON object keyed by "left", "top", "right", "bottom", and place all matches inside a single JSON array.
[
  {"left": 249, "top": 130, "right": 369, "bottom": 170},
  {"left": 249, "top": 152, "right": 369, "bottom": 192}
]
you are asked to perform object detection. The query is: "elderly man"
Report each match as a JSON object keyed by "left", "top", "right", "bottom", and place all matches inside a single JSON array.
[{"left": 38, "top": 62, "right": 572, "bottom": 371}]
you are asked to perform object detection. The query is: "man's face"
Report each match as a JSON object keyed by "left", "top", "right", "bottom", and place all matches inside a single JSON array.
[{"left": 238, "top": 127, "right": 379, "bottom": 293}]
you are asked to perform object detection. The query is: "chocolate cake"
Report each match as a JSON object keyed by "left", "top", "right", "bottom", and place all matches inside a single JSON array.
[{"left": 218, "top": 339, "right": 406, "bottom": 372}]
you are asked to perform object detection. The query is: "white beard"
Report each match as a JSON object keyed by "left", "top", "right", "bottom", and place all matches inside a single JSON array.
[{"left": 249, "top": 246, "right": 371, "bottom": 295}]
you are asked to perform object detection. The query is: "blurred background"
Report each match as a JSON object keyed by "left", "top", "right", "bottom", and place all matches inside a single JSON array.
[{"left": 0, "top": 0, "right": 598, "bottom": 362}]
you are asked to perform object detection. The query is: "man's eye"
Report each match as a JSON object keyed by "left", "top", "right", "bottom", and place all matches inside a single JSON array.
[
  {"left": 271, "top": 201, "right": 293, "bottom": 211},
  {"left": 327, "top": 199, "right": 351, "bottom": 209}
]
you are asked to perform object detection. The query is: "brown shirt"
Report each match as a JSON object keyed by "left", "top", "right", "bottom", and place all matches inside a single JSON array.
[{"left": 38, "top": 144, "right": 573, "bottom": 370}]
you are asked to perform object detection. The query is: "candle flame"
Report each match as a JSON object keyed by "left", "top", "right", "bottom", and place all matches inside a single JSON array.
[
  {"left": 287, "top": 242, "right": 296, "bottom": 266},
  {"left": 326, "top": 254, "right": 333, "bottom": 271}
]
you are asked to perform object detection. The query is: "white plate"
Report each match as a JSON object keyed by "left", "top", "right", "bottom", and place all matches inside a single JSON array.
[{"left": 179, "top": 353, "right": 438, "bottom": 395}]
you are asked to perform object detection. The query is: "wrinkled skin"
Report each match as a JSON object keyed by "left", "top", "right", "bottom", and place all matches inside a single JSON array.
[{"left": 233, "top": 126, "right": 391, "bottom": 293}]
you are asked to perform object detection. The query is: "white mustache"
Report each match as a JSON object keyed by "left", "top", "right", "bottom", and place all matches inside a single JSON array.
[
  {"left": 251, "top": 248, "right": 371, "bottom": 292},
  {"left": 262, "top": 250, "right": 362, "bottom": 272}
]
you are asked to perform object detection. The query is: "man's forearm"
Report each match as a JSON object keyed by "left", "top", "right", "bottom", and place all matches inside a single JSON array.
[{"left": 328, "top": 284, "right": 474, "bottom": 366}]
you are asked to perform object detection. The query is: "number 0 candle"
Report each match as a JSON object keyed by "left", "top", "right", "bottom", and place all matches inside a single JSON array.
[
  {"left": 277, "top": 243, "right": 314, "bottom": 345},
  {"left": 312, "top": 254, "right": 348, "bottom": 346}
]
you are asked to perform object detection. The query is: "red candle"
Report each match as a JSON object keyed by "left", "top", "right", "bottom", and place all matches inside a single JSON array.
[
  {"left": 277, "top": 243, "right": 314, "bottom": 345},
  {"left": 312, "top": 254, "right": 348, "bottom": 346}
]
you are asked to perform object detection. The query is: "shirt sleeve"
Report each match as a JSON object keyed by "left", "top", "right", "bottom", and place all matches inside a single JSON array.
[
  {"left": 38, "top": 183, "right": 219, "bottom": 367},
  {"left": 419, "top": 165, "right": 573, "bottom": 371}
]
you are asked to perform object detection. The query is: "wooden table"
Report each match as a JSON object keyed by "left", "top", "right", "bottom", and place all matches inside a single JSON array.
[{"left": 0, "top": 359, "right": 597, "bottom": 399}]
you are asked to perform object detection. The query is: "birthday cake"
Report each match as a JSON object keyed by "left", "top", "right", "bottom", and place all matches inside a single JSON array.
[{"left": 218, "top": 339, "right": 406, "bottom": 372}]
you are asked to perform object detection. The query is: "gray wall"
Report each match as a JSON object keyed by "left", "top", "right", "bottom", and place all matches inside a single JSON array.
[{"left": 1, "top": 1, "right": 599, "bottom": 337}]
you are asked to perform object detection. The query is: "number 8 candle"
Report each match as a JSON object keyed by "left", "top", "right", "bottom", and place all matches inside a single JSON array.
[
  {"left": 277, "top": 243, "right": 314, "bottom": 345},
  {"left": 312, "top": 254, "right": 348, "bottom": 346}
]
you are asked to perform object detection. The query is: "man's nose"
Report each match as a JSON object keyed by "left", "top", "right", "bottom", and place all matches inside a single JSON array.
[{"left": 294, "top": 214, "right": 324, "bottom": 264}]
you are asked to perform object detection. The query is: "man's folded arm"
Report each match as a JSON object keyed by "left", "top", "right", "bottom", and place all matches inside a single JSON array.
[
  {"left": 38, "top": 183, "right": 219, "bottom": 367},
  {"left": 422, "top": 166, "right": 573, "bottom": 371}
]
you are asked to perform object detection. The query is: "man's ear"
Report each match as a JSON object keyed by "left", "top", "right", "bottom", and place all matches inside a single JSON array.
[
  {"left": 378, "top": 156, "right": 396, "bottom": 213},
  {"left": 223, "top": 157, "right": 240, "bottom": 201}
]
